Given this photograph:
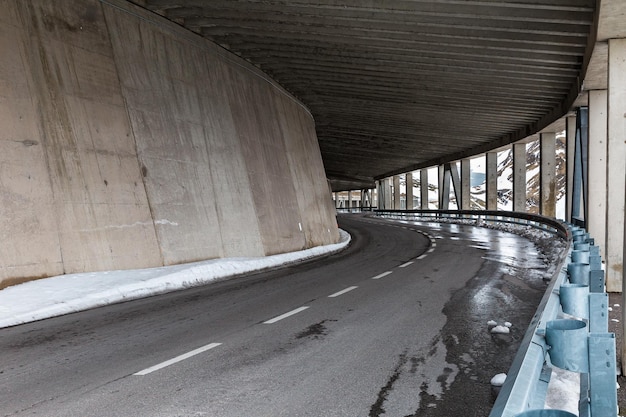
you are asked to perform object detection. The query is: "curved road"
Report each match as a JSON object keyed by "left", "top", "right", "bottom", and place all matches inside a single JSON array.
[{"left": 0, "top": 214, "right": 551, "bottom": 417}]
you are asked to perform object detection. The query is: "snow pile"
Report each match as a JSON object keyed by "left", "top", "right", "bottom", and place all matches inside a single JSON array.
[
  {"left": 488, "top": 320, "right": 512, "bottom": 334},
  {"left": 491, "top": 325, "right": 510, "bottom": 334},
  {"left": 545, "top": 368, "right": 580, "bottom": 414},
  {"left": 490, "top": 373, "right": 507, "bottom": 387},
  {"left": 0, "top": 230, "right": 351, "bottom": 328}
]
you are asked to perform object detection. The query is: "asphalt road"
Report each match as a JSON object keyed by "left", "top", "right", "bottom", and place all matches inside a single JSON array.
[{"left": 0, "top": 214, "right": 552, "bottom": 417}]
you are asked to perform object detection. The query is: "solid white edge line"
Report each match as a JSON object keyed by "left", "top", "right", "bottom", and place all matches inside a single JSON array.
[
  {"left": 417, "top": 254, "right": 428, "bottom": 260},
  {"left": 263, "top": 306, "right": 310, "bottom": 324},
  {"left": 134, "top": 342, "right": 222, "bottom": 376},
  {"left": 328, "top": 286, "right": 358, "bottom": 298},
  {"left": 399, "top": 261, "right": 414, "bottom": 268},
  {"left": 371, "top": 271, "right": 393, "bottom": 280}
]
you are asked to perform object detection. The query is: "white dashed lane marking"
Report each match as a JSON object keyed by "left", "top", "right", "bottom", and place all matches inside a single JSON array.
[
  {"left": 263, "top": 306, "right": 310, "bottom": 324},
  {"left": 399, "top": 261, "right": 414, "bottom": 268},
  {"left": 328, "top": 286, "right": 358, "bottom": 298},
  {"left": 134, "top": 342, "right": 222, "bottom": 376},
  {"left": 371, "top": 271, "right": 393, "bottom": 280}
]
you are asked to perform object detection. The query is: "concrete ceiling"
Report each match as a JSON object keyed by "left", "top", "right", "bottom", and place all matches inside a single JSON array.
[{"left": 132, "top": 0, "right": 598, "bottom": 191}]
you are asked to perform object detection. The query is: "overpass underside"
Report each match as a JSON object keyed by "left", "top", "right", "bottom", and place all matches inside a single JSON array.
[{"left": 135, "top": 0, "right": 598, "bottom": 191}]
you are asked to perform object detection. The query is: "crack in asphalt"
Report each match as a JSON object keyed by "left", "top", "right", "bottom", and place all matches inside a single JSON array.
[{"left": 369, "top": 351, "right": 409, "bottom": 417}]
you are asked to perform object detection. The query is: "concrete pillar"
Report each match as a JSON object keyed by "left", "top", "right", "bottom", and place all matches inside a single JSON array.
[
  {"left": 376, "top": 181, "right": 382, "bottom": 209},
  {"left": 333, "top": 192, "right": 338, "bottom": 208},
  {"left": 450, "top": 163, "right": 461, "bottom": 209},
  {"left": 406, "top": 172, "right": 414, "bottom": 210},
  {"left": 566, "top": 115, "right": 577, "bottom": 221},
  {"left": 588, "top": 90, "right": 608, "bottom": 257},
  {"left": 393, "top": 175, "right": 401, "bottom": 209},
  {"left": 438, "top": 165, "right": 448, "bottom": 209},
  {"left": 540, "top": 132, "right": 557, "bottom": 218},
  {"left": 460, "top": 159, "right": 471, "bottom": 210},
  {"left": 384, "top": 178, "right": 393, "bottom": 210},
  {"left": 608, "top": 39, "right": 626, "bottom": 293},
  {"left": 373, "top": 186, "right": 378, "bottom": 209},
  {"left": 486, "top": 152, "right": 498, "bottom": 211},
  {"left": 347, "top": 190, "right": 352, "bottom": 209},
  {"left": 420, "top": 169, "right": 429, "bottom": 209},
  {"left": 572, "top": 107, "right": 589, "bottom": 223},
  {"left": 513, "top": 143, "right": 527, "bottom": 212}
]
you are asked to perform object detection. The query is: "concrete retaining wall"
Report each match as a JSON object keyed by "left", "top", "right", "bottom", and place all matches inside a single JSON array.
[{"left": 0, "top": 0, "right": 339, "bottom": 288}]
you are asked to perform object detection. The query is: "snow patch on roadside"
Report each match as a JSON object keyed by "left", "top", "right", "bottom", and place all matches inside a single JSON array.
[{"left": 0, "top": 230, "right": 351, "bottom": 328}]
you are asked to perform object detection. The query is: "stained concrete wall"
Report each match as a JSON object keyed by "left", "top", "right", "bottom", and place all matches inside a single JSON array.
[{"left": 0, "top": 0, "right": 339, "bottom": 287}]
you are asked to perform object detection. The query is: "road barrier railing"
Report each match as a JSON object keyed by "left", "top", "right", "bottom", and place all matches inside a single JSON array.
[
  {"left": 362, "top": 210, "right": 617, "bottom": 417},
  {"left": 369, "top": 209, "right": 568, "bottom": 238}
]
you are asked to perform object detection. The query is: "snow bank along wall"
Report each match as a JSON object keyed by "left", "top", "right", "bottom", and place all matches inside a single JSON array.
[{"left": 0, "top": 0, "right": 340, "bottom": 289}]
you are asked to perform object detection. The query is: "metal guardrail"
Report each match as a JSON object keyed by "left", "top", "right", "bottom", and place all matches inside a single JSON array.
[
  {"left": 336, "top": 207, "right": 376, "bottom": 213},
  {"left": 355, "top": 210, "right": 617, "bottom": 416},
  {"left": 489, "top": 225, "right": 616, "bottom": 417},
  {"left": 368, "top": 209, "right": 569, "bottom": 239}
]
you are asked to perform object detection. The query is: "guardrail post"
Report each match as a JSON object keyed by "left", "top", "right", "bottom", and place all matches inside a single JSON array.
[
  {"left": 589, "top": 270, "right": 605, "bottom": 293},
  {"left": 545, "top": 319, "right": 589, "bottom": 373},
  {"left": 574, "top": 242, "right": 590, "bottom": 251},
  {"left": 588, "top": 333, "right": 618, "bottom": 416},
  {"left": 568, "top": 263, "right": 590, "bottom": 285},
  {"left": 588, "top": 293, "right": 608, "bottom": 333},
  {"left": 559, "top": 284, "right": 589, "bottom": 319},
  {"left": 572, "top": 249, "right": 590, "bottom": 264}
]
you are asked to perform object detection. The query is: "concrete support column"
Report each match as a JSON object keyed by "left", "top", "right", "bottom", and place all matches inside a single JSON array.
[
  {"left": 486, "top": 152, "right": 498, "bottom": 211},
  {"left": 420, "top": 169, "right": 429, "bottom": 209},
  {"left": 450, "top": 163, "right": 461, "bottom": 209},
  {"left": 347, "top": 190, "right": 352, "bottom": 209},
  {"left": 608, "top": 39, "right": 626, "bottom": 293},
  {"left": 376, "top": 181, "right": 382, "bottom": 209},
  {"left": 566, "top": 115, "right": 577, "bottom": 221},
  {"left": 588, "top": 90, "right": 608, "bottom": 257},
  {"left": 438, "top": 165, "right": 448, "bottom": 209},
  {"left": 540, "top": 132, "right": 557, "bottom": 218},
  {"left": 333, "top": 192, "right": 338, "bottom": 208},
  {"left": 460, "top": 159, "right": 471, "bottom": 210},
  {"left": 406, "top": 172, "right": 414, "bottom": 210},
  {"left": 393, "top": 175, "right": 401, "bottom": 209},
  {"left": 384, "top": 178, "right": 393, "bottom": 210},
  {"left": 372, "top": 186, "right": 378, "bottom": 209},
  {"left": 572, "top": 107, "right": 589, "bottom": 224},
  {"left": 513, "top": 143, "right": 527, "bottom": 212}
]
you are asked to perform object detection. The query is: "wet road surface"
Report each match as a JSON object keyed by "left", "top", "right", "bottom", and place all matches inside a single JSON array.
[{"left": 0, "top": 214, "right": 557, "bottom": 416}]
